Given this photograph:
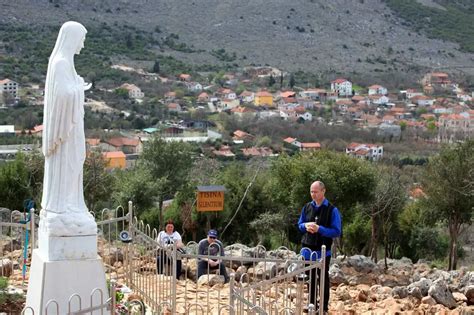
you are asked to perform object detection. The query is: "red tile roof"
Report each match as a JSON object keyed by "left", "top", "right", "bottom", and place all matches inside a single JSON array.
[
  {"left": 331, "top": 78, "right": 348, "bottom": 84},
  {"left": 103, "top": 151, "right": 126, "bottom": 159},
  {"left": 106, "top": 137, "right": 140, "bottom": 147},
  {"left": 256, "top": 91, "right": 273, "bottom": 97},
  {"left": 301, "top": 142, "right": 321, "bottom": 149}
]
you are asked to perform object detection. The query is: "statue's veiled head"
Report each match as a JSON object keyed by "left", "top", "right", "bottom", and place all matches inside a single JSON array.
[{"left": 52, "top": 21, "right": 87, "bottom": 57}]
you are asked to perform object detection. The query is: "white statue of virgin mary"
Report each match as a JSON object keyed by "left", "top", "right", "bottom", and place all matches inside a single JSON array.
[{"left": 40, "top": 21, "right": 96, "bottom": 236}]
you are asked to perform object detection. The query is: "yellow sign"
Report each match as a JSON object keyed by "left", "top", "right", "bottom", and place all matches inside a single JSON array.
[{"left": 197, "top": 191, "right": 224, "bottom": 211}]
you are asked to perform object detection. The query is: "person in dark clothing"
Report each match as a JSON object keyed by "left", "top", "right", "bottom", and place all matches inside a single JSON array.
[
  {"left": 297, "top": 181, "right": 342, "bottom": 313},
  {"left": 197, "top": 229, "right": 229, "bottom": 283}
]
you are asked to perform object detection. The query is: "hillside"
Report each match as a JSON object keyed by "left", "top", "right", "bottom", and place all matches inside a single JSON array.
[{"left": 1, "top": 0, "right": 474, "bottom": 83}]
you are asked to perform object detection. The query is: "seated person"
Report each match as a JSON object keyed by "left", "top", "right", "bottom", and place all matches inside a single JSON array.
[
  {"left": 156, "top": 220, "right": 184, "bottom": 278},
  {"left": 197, "top": 229, "right": 229, "bottom": 283}
]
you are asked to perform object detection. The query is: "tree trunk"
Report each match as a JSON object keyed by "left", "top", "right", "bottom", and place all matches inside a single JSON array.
[
  {"left": 448, "top": 217, "right": 460, "bottom": 270},
  {"left": 370, "top": 212, "right": 378, "bottom": 263},
  {"left": 158, "top": 197, "right": 164, "bottom": 231}
]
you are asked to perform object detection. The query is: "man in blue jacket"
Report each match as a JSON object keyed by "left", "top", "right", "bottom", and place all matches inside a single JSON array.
[{"left": 298, "top": 181, "right": 342, "bottom": 313}]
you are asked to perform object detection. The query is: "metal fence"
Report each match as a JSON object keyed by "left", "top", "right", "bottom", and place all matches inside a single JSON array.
[
  {"left": 0, "top": 208, "right": 36, "bottom": 278},
  {"left": 20, "top": 281, "right": 116, "bottom": 315},
  {"left": 1, "top": 202, "right": 326, "bottom": 315},
  {"left": 126, "top": 203, "right": 326, "bottom": 315}
]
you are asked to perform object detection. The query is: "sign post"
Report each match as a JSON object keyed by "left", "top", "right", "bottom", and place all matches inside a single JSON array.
[{"left": 196, "top": 185, "right": 225, "bottom": 212}]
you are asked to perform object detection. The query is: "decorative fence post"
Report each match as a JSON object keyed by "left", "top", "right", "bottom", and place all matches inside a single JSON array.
[
  {"left": 319, "top": 245, "right": 326, "bottom": 315},
  {"left": 127, "top": 201, "right": 133, "bottom": 287},
  {"left": 29, "top": 208, "right": 35, "bottom": 251},
  {"left": 229, "top": 273, "right": 235, "bottom": 315},
  {"left": 110, "top": 279, "right": 117, "bottom": 315},
  {"left": 296, "top": 272, "right": 307, "bottom": 314}
]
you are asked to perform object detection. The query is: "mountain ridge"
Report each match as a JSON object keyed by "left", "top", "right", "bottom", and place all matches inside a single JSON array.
[{"left": 1, "top": 0, "right": 474, "bottom": 80}]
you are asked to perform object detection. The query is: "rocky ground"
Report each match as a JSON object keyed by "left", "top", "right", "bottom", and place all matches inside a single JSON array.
[{"left": 2, "top": 243, "right": 474, "bottom": 314}]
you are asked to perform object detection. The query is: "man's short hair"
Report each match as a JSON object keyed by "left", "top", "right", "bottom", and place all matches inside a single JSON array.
[{"left": 312, "top": 180, "right": 325, "bottom": 190}]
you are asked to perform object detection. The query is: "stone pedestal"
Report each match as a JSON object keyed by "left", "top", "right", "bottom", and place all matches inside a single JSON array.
[
  {"left": 38, "top": 232, "right": 97, "bottom": 261},
  {"left": 25, "top": 234, "right": 108, "bottom": 314}
]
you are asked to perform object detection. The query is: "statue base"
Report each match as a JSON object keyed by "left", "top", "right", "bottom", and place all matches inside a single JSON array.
[
  {"left": 38, "top": 232, "right": 97, "bottom": 261},
  {"left": 25, "top": 249, "right": 108, "bottom": 314}
]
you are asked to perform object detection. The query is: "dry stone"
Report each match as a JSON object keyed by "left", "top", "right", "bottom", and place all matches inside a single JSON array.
[
  {"left": 392, "top": 286, "right": 409, "bottom": 299},
  {"left": 197, "top": 274, "right": 225, "bottom": 286},
  {"left": 421, "top": 296, "right": 437, "bottom": 305},
  {"left": 329, "top": 264, "right": 347, "bottom": 286},
  {"left": 408, "top": 278, "right": 432, "bottom": 297},
  {"left": 464, "top": 285, "right": 474, "bottom": 305},
  {"left": 102, "top": 246, "right": 124, "bottom": 265},
  {"left": 428, "top": 279, "right": 457, "bottom": 309}
]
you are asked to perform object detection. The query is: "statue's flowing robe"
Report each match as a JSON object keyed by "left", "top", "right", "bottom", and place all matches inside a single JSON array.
[{"left": 41, "top": 57, "right": 87, "bottom": 214}]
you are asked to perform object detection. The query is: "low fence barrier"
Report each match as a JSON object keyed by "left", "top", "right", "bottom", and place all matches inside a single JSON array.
[
  {"left": 1, "top": 202, "right": 326, "bottom": 314},
  {"left": 128, "top": 210, "right": 326, "bottom": 315}
]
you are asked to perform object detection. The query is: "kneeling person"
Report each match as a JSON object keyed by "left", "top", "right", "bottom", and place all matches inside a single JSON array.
[{"left": 197, "top": 229, "right": 229, "bottom": 283}]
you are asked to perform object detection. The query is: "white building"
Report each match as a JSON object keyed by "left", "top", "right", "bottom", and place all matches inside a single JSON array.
[
  {"left": 368, "top": 84, "right": 387, "bottom": 96},
  {"left": 186, "top": 82, "right": 203, "bottom": 92},
  {"left": 346, "top": 142, "right": 383, "bottom": 161},
  {"left": 120, "top": 83, "right": 144, "bottom": 99},
  {"left": 331, "top": 78, "right": 352, "bottom": 97},
  {"left": 0, "top": 78, "right": 19, "bottom": 100}
]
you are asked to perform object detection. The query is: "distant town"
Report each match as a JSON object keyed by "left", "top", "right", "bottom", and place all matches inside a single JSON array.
[{"left": 1, "top": 66, "right": 473, "bottom": 169}]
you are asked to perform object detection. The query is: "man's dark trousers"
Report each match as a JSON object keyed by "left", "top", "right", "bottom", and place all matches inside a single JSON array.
[{"left": 306, "top": 251, "right": 331, "bottom": 311}]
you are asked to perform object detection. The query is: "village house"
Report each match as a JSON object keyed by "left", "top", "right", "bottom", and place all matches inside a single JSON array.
[
  {"left": 346, "top": 142, "right": 383, "bottom": 161},
  {"left": 404, "top": 89, "right": 423, "bottom": 100},
  {"left": 212, "top": 145, "right": 235, "bottom": 158},
  {"left": 102, "top": 151, "right": 127, "bottom": 169},
  {"left": 254, "top": 91, "right": 274, "bottom": 107},
  {"left": 164, "top": 91, "right": 177, "bottom": 101},
  {"left": 421, "top": 72, "right": 451, "bottom": 88},
  {"left": 257, "top": 110, "right": 280, "bottom": 120},
  {"left": 231, "top": 106, "right": 256, "bottom": 118},
  {"left": 86, "top": 138, "right": 101, "bottom": 151},
  {"left": 0, "top": 78, "right": 19, "bottom": 100},
  {"left": 382, "top": 115, "right": 396, "bottom": 124},
  {"left": 297, "top": 98, "right": 315, "bottom": 110},
  {"left": 279, "top": 91, "right": 296, "bottom": 99},
  {"left": 101, "top": 137, "right": 143, "bottom": 154},
  {"left": 438, "top": 111, "right": 474, "bottom": 142},
  {"left": 280, "top": 109, "right": 297, "bottom": 121},
  {"left": 185, "top": 82, "right": 203, "bottom": 92},
  {"left": 30, "top": 125, "right": 43, "bottom": 137},
  {"left": 457, "top": 93, "right": 472, "bottom": 102},
  {"left": 411, "top": 95, "right": 435, "bottom": 107},
  {"left": 239, "top": 91, "right": 255, "bottom": 103},
  {"left": 167, "top": 103, "right": 182, "bottom": 113},
  {"left": 300, "top": 142, "right": 321, "bottom": 151},
  {"left": 219, "top": 98, "right": 240, "bottom": 111},
  {"left": 197, "top": 92, "right": 210, "bottom": 103},
  {"left": 368, "top": 94, "right": 390, "bottom": 106},
  {"left": 216, "top": 88, "right": 237, "bottom": 100},
  {"left": 283, "top": 137, "right": 302, "bottom": 149},
  {"left": 0, "top": 125, "right": 15, "bottom": 136},
  {"left": 299, "top": 88, "right": 327, "bottom": 101},
  {"left": 298, "top": 112, "right": 313, "bottom": 122},
  {"left": 336, "top": 99, "right": 353, "bottom": 112},
  {"left": 432, "top": 105, "right": 451, "bottom": 115},
  {"left": 241, "top": 147, "right": 274, "bottom": 157},
  {"left": 232, "top": 130, "right": 254, "bottom": 142},
  {"left": 119, "top": 83, "right": 144, "bottom": 99},
  {"left": 331, "top": 78, "right": 352, "bottom": 97},
  {"left": 244, "top": 66, "right": 282, "bottom": 79},
  {"left": 368, "top": 84, "right": 387, "bottom": 96},
  {"left": 178, "top": 73, "right": 191, "bottom": 82}
]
